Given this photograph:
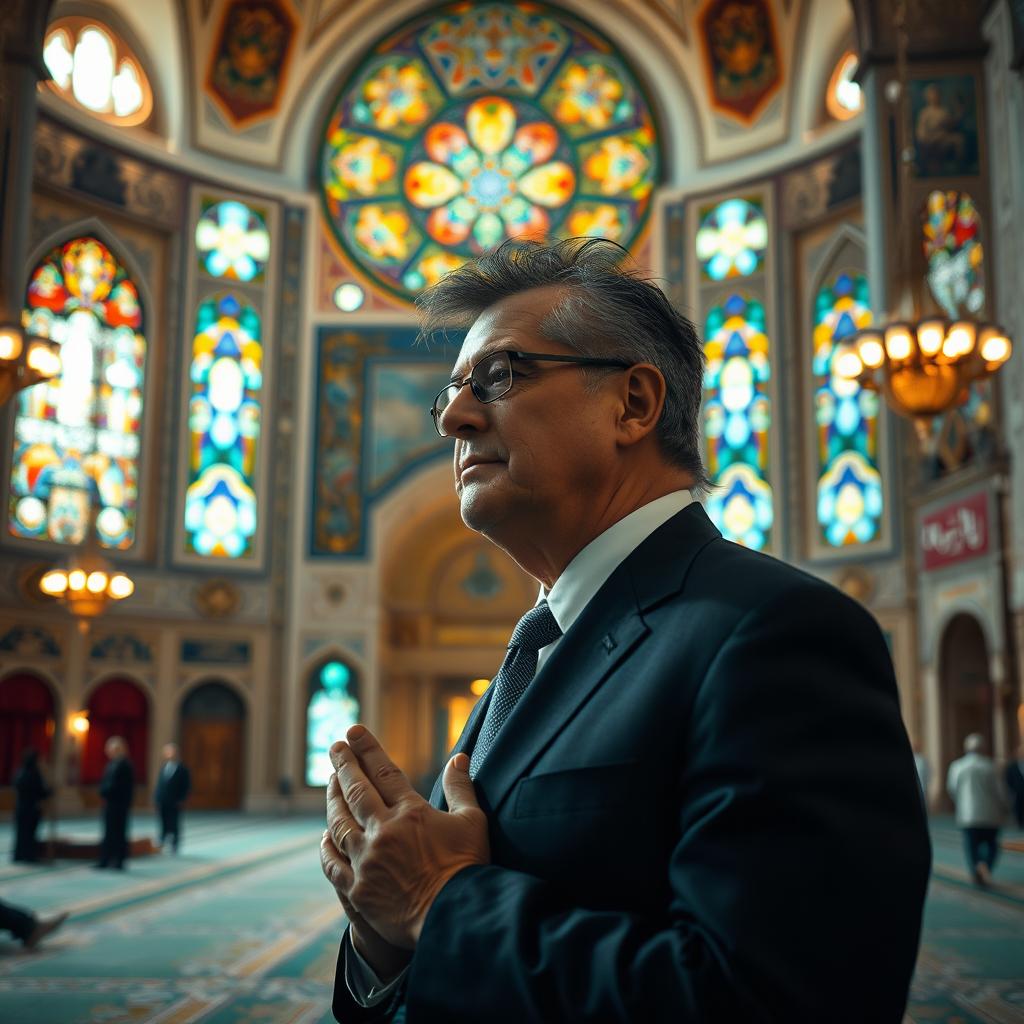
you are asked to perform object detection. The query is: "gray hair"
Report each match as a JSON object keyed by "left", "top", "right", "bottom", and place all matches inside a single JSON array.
[
  {"left": 416, "top": 238, "right": 709, "bottom": 493},
  {"left": 964, "top": 733, "right": 985, "bottom": 753}
]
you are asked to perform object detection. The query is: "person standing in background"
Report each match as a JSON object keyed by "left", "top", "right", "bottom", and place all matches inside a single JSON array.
[
  {"left": 1006, "top": 743, "right": 1024, "bottom": 829},
  {"left": 13, "top": 748, "right": 51, "bottom": 863},
  {"left": 95, "top": 736, "right": 134, "bottom": 870},
  {"left": 154, "top": 742, "right": 191, "bottom": 853},
  {"left": 947, "top": 733, "right": 1008, "bottom": 886}
]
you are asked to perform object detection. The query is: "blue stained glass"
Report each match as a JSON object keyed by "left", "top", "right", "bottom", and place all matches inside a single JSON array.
[
  {"left": 184, "top": 294, "right": 262, "bottom": 559},
  {"left": 812, "top": 271, "right": 883, "bottom": 547},
  {"left": 702, "top": 293, "right": 773, "bottom": 549},
  {"left": 696, "top": 198, "right": 768, "bottom": 281},
  {"left": 306, "top": 659, "right": 361, "bottom": 786}
]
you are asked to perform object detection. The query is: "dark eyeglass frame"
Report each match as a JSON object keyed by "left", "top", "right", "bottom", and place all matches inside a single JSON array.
[{"left": 429, "top": 349, "right": 632, "bottom": 437}]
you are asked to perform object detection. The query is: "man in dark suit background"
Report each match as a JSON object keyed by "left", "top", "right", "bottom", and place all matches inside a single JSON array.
[
  {"left": 1007, "top": 743, "right": 1024, "bottom": 828},
  {"left": 319, "top": 239, "right": 931, "bottom": 1023},
  {"left": 154, "top": 742, "right": 191, "bottom": 853},
  {"left": 96, "top": 736, "right": 133, "bottom": 870}
]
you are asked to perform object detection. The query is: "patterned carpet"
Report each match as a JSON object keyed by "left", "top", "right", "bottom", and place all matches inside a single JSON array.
[{"left": 0, "top": 814, "right": 1021, "bottom": 1023}]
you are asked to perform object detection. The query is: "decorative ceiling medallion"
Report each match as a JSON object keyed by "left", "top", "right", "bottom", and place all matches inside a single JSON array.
[
  {"left": 206, "top": 0, "right": 298, "bottom": 128},
  {"left": 194, "top": 578, "right": 241, "bottom": 618},
  {"left": 699, "top": 0, "right": 782, "bottom": 125}
]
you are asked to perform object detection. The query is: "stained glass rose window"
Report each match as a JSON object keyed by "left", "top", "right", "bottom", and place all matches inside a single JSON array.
[{"left": 319, "top": 1, "right": 660, "bottom": 303}]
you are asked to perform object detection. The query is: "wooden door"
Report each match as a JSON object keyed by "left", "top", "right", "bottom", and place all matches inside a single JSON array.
[{"left": 181, "top": 719, "right": 244, "bottom": 809}]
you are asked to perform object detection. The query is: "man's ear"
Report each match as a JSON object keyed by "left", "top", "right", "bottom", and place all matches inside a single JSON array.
[{"left": 616, "top": 364, "right": 666, "bottom": 446}]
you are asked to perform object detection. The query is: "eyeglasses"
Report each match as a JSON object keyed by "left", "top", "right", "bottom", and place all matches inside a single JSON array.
[{"left": 429, "top": 349, "right": 632, "bottom": 437}]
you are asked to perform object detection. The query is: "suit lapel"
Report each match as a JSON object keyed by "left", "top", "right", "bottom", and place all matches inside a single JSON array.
[{"left": 474, "top": 503, "right": 721, "bottom": 815}]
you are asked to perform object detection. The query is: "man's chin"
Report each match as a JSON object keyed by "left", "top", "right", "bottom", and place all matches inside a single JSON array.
[{"left": 459, "top": 486, "right": 508, "bottom": 535}]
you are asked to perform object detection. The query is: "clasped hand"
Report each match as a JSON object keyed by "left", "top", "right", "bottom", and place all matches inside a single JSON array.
[{"left": 320, "top": 725, "right": 490, "bottom": 968}]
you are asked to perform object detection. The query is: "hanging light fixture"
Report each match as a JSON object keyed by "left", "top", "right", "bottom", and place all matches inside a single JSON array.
[
  {"left": 37, "top": 482, "right": 135, "bottom": 627},
  {"left": 835, "top": 1, "right": 1012, "bottom": 437},
  {"left": 0, "top": 321, "right": 62, "bottom": 406}
]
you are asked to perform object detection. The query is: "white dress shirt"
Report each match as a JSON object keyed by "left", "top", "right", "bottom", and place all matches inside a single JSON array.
[{"left": 345, "top": 489, "right": 694, "bottom": 1005}]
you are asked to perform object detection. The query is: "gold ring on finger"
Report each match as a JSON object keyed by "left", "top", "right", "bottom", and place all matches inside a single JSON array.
[{"left": 337, "top": 825, "right": 356, "bottom": 855}]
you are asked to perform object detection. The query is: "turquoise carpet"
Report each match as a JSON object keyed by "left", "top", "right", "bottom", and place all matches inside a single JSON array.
[{"left": 0, "top": 814, "right": 1021, "bottom": 1023}]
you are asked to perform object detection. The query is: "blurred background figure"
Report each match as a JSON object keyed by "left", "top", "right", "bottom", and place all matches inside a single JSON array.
[
  {"left": 13, "top": 748, "right": 51, "bottom": 863},
  {"left": 154, "top": 742, "right": 191, "bottom": 853},
  {"left": 1006, "top": 743, "right": 1024, "bottom": 829},
  {"left": 947, "top": 733, "right": 1008, "bottom": 886},
  {"left": 0, "top": 900, "right": 68, "bottom": 950},
  {"left": 95, "top": 737, "right": 134, "bottom": 871}
]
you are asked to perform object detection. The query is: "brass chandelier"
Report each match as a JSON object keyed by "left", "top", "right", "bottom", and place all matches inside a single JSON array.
[{"left": 835, "top": 1, "right": 1012, "bottom": 432}]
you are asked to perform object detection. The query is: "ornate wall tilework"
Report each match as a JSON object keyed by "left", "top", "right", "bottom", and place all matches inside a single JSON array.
[
  {"left": 206, "top": 0, "right": 298, "bottom": 127},
  {"left": 33, "top": 117, "right": 184, "bottom": 229},
  {"left": 89, "top": 632, "right": 154, "bottom": 662},
  {"left": 699, "top": 0, "right": 782, "bottom": 125},
  {"left": 181, "top": 638, "right": 252, "bottom": 663},
  {"left": 311, "top": 328, "right": 452, "bottom": 557},
  {"left": 0, "top": 625, "right": 61, "bottom": 657}
]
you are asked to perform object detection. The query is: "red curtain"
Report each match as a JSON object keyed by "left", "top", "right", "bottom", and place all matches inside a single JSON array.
[
  {"left": 0, "top": 674, "right": 56, "bottom": 785},
  {"left": 82, "top": 678, "right": 149, "bottom": 784}
]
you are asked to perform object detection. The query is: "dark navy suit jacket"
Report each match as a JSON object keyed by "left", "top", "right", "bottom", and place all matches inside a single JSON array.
[{"left": 332, "top": 503, "right": 931, "bottom": 1023}]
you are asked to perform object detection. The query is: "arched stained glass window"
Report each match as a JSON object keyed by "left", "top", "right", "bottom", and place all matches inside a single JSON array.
[
  {"left": 922, "top": 189, "right": 984, "bottom": 320},
  {"left": 703, "top": 293, "right": 773, "bottom": 550},
  {"left": 812, "top": 272, "right": 884, "bottom": 547},
  {"left": 184, "top": 294, "right": 262, "bottom": 558},
  {"left": 306, "top": 659, "right": 360, "bottom": 786},
  {"left": 318, "top": 1, "right": 660, "bottom": 303},
  {"left": 696, "top": 198, "right": 768, "bottom": 281},
  {"left": 10, "top": 237, "right": 146, "bottom": 549},
  {"left": 195, "top": 199, "right": 271, "bottom": 283}
]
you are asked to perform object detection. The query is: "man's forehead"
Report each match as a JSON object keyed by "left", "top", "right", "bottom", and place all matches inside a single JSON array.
[{"left": 453, "top": 286, "right": 564, "bottom": 370}]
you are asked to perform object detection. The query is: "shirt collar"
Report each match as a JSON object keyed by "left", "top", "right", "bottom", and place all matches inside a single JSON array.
[{"left": 540, "top": 490, "right": 693, "bottom": 636}]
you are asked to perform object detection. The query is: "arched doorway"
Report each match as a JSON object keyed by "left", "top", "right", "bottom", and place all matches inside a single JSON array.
[
  {"left": 0, "top": 673, "right": 56, "bottom": 785},
  {"left": 180, "top": 682, "right": 246, "bottom": 809},
  {"left": 82, "top": 678, "right": 149, "bottom": 785},
  {"left": 939, "top": 613, "right": 992, "bottom": 774}
]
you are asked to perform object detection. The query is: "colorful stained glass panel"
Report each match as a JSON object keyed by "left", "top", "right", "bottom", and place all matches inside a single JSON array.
[
  {"left": 812, "top": 271, "right": 883, "bottom": 547},
  {"left": 10, "top": 237, "right": 145, "bottom": 549},
  {"left": 306, "top": 660, "right": 360, "bottom": 786},
  {"left": 184, "top": 293, "right": 262, "bottom": 559},
  {"left": 922, "top": 189, "right": 984, "bottom": 320},
  {"left": 318, "top": 1, "right": 661, "bottom": 303},
  {"left": 196, "top": 199, "right": 271, "bottom": 284},
  {"left": 696, "top": 198, "right": 768, "bottom": 281},
  {"left": 702, "top": 293, "right": 773, "bottom": 550}
]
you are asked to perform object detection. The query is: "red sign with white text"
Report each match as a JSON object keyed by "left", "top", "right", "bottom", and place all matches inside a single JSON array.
[{"left": 920, "top": 491, "right": 990, "bottom": 571}]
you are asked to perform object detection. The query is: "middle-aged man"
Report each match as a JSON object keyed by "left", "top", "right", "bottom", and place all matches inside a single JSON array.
[
  {"left": 95, "top": 736, "right": 134, "bottom": 870},
  {"left": 320, "top": 239, "right": 931, "bottom": 1023},
  {"left": 154, "top": 742, "right": 191, "bottom": 853}
]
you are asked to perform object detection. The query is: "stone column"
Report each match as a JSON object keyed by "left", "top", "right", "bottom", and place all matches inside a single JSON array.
[{"left": 0, "top": 0, "right": 52, "bottom": 324}]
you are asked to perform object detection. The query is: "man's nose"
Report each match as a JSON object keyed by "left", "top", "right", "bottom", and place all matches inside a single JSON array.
[{"left": 439, "top": 382, "right": 487, "bottom": 437}]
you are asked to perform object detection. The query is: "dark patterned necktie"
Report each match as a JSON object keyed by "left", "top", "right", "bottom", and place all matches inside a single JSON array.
[{"left": 469, "top": 600, "right": 562, "bottom": 777}]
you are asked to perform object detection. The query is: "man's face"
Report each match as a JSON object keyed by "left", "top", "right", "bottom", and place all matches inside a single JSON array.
[
  {"left": 439, "top": 287, "right": 620, "bottom": 548},
  {"left": 163, "top": 744, "right": 178, "bottom": 761},
  {"left": 105, "top": 739, "right": 123, "bottom": 759}
]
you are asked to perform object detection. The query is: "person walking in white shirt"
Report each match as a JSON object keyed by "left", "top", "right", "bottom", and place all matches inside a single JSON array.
[{"left": 947, "top": 733, "right": 1008, "bottom": 886}]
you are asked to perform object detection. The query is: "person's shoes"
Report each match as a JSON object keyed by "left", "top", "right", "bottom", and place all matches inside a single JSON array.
[
  {"left": 24, "top": 912, "right": 69, "bottom": 949},
  {"left": 977, "top": 863, "right": 992, "bottom": 886}
]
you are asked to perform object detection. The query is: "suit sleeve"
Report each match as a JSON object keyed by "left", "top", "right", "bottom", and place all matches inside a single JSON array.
[{"left": 400, "top": 583, "right": 931, "bottom": 1024}]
